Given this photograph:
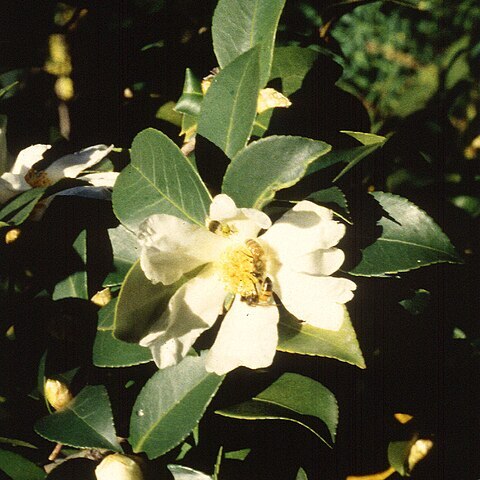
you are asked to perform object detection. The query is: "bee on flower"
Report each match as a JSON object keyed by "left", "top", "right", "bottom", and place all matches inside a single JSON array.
[{"left": 138, "top": 194, "right": 356, "bottom": 375}]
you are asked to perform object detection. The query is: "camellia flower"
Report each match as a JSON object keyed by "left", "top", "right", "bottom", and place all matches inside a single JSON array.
[
  {"left": 95, "top": 454, "right": 144, "bottom": 480},
  {"left": 139, "top": 194, "right": 356, "bottom": 375},
  {"left": 0, "top": 143, "right": 116, "bottom": 204}
]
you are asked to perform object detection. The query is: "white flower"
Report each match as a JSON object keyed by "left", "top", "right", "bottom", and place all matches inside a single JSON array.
[
  {"left": 138, "top": 194, "right": 356, "bottom": 375},
  {"left": 95, "top": 454, "right": 144, "bottom": 480},
  {"left": 0, "top": 143, "right": 116, "bottom": 204}
]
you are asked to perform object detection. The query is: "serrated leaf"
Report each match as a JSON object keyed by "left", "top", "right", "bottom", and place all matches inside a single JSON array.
[
  {"left": 216, "top": 373, "right": 338, "bottom": 447},
  {"left": 103, "top": 225, "right": 139, "bottom": 287},
  {"left": 112, "top": 128, "right": 211, "bottom": 231},
  {"left": 212, "top": 0, "right": 286, "bottom": 86},
  {"left": 175, "top": 69, "right": 203, "bottom": 117},
  {"left": 399, "top": 289, "right": 430, "bottom": 315},
  {"left": 52, "top": 230, "right": 88, "bottom": 300},
  {"left": 350, "top": 192, "right": 462, "bottom": 276},
  {"left": 222, "top": 135, "right": 331, "bottom": 209},
  {"left": 168, "top": 464, "right": 213, "bottom": 480},
  {"left": 197, "top": 47, "right": 261, "bottom": 159},
  {"left": 277, "top": 307, "right": 365, "bottom": 369},
  {"left": 305, "top": 131, "right": 386, "bottom": 180},
  {"left": 307, "top": 187, "right": 351, "bottom": 224},
  {"left": 94, "top": 300, "right": 152, "bottom": 367},
  {"left": 0, "top": 449, "right": 45, "bottom": 480},
  {"left": 0, "top": 187, "right": 46, "bottom": 225},
  {"left": 270, "top": 46, "right": 319, "bottom": 96},
  {"left": 256, "top": 373, "right": 338, "bottom": 441},
  {"left": 129, "top": 355, "right": 224, "bottom": 459},
  {"left": 35, "top": 385, "right": 122, "bottom": 451},
  {"left": 114, "top": 260, "right": 192, "bottom": 343}
]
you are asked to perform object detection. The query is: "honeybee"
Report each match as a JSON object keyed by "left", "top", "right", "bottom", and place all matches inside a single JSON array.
[
  {"left": 245, "top": 239, "right": 266, "bottom": 279},
  {"left": 241, "top": 277, "right": 274, "bottom": 307},
  {"left": 207, "top": 219, "right": 235, "bottom": 236},
  {"left": 207, "top": 219, "right": 221, "bottom": 233}
]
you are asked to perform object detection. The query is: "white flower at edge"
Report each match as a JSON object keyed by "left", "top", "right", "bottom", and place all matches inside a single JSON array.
[
  {"left": 138, "top": 194, "right": 356, "bottom": 376},
  {"left": 0, "top": 143, "right": 116, "bottom": 204}
]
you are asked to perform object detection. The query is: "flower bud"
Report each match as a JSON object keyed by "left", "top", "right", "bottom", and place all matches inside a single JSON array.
[
  {"left": 95, "top": 454, "right": 144, "bottom": 480},
  {"left": 44, "top": 379, "right": 73, "bottom": 411},
  {"left": 5, "top": 228, "right": 21, "bottom": 244}
]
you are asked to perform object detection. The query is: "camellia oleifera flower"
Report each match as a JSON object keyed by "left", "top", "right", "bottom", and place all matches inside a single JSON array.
[
  {"left": 95, "top": 454, "right": 144, "bottom": 480},
  {"left": 0, "top": 143, "right": 116, "bottom": 205},
  {"left": 139, "top": 194, "right": 356, "bottom": 375}
]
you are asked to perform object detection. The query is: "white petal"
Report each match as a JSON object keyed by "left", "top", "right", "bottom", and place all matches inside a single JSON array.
[
  {"left": 44, "top": 144, "right": 114, "bottom": 183},
  {"left": 11, "top": 144, "right": 51, "bottom": 175},
  {"left": 285, "top": 247, "right": 345, "bottom": 276},
  {"left": 138, "top": 214, "right": 228, "bottom": 284},
  {"left": 274, "top": 268, "right": 356, "bottom": 331},
  {"left": 260, "top": 200, "right": 346, "bottom": 260},
  {"left": 56, "top": 186, "right": 112, "bottom": 199},
  {"left": 140, "top": 268, "right": 226, "bottom": 369},
  {"left": 209, "top": 194, "right": 238, "bottom": 220},
  {"left": 205, "top": 299, "right": 279, "bottom": 375},
  {"left": 0, "top": 173, "right": 30, "bottom": 203},
  {"left": 79, "top": 171, "right": 119, "bottom": 188}
]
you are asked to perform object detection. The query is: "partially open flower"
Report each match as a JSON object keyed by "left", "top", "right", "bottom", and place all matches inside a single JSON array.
[
  {"left": 138, "top": 194, "right": 356, "bottom": 375},
  {"left": 95, "top": 454, "right": 144, "bottom": 480},
  {"left": 0, "top": 143, "right": 115, "bottom": 205}
]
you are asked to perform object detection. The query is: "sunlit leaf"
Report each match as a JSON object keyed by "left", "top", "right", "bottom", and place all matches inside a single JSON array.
[
  {"left": 350, "top": 192, "right": 462, "bottom": 276},
  {"left": 129, "top": 354, "right": 223, "bottom": 459},
  {"left": 222, "top": 135, "right": 331, "bottom": 209},
  {"left": 35, "top": 385, "right": 122, "bottom": 451},
  {"left": 0, "top": 449, "right": 45, "bottom": 480},
  {"left": 212, "top": 0, "right": 286, "bottom": 86},
  {"left": 277, "top": 307, "right": 365, "bottom": 368},
  {"left": 168, "top": 464, "right": 213, "bottom": 480},
  {"left": 296, "top": 467, "right": 308, "bottom": 480},
  {"left": 112, "top": 128, "right": 211, "bottom": 231},
  {"left": 197, "top": 47, "right": 260, "bottom": 159},
  {"left": 175, "top": 69, "right": 203, "bottom": 117},
  {"left": 52, "top": 230, "right": 88, "bottom": 300}
]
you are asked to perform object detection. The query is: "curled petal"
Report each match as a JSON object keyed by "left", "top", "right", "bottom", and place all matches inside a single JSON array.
[
  {"left": 138, "top": 214, "right": 228, "bottom": 284},
  {"left": 11, "top": 144, "right": 51, "bottom": 175},
  {"left": 79, "top": 171, "right": 119, "bottom": 188},
  {"left": 44, "top": 144, "right": 114, "bottom": 183},
  {"left": 260, "top": 201, "right": 346, "bottom": 260},
  {"left": 205, "top": 299, "right": 279, "bottom": 375},
  {"left": 140, "top": 268, "right": 226, "bottom": 369},
  {"left": 274, "top": 268, "right": 356, "bottom": 331},
  {"left": 0, "top": 173, "right": 30, "bottom": 203}
]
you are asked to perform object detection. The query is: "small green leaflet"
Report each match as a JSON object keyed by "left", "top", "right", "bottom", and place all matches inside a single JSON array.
[
  {"left": 112, "top": 128, "right": 211, "bottom": 231},
  {"left": 129, "top": 354, "right": 224, "bottom": 459},
  {"left": 350, "top": 192, "right": 462, "bottom": 276},
  {"left": 216, "top": 373, "right": 338, "bottom": 447},
  {"left": 212, "top": 0, "right": 286, "bottom": 86},
  {"left": 222, "top": 135, "right": 331, "bottom": 209},
  {"left": 35, "top": 385, "right": 122, "bottom": 451}
]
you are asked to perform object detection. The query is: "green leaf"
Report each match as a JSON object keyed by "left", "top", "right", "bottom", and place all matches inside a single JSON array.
[
  {"left": 350, "top": 192, "right": 462, "bottom": 276},
  {"left": 222, "top": 135, "right": 331, "bottom": 209},
  {"left": 35, "top": 385, "right": 122, "bottom": 451},
  {"left": 168, "top": 464, "right": 213, "bottom": 480},
  {"left": 251, "top": 109, "right": 273, "bottom": 138},
  {"left": 175, "top": 69, "right": 203, "bottom": 117},
  {"left": 277, "top": 307, "right": 365, "bottom": 369},
  {"left": 0, "top": 187, "right": 46, "bottom": 225},
  {"left": 129, "top": 354, "right": 224, "bottom": 459},
  {"left": 197, "top": 47, "right": 261, "bottom": 159},
  {"left": 0, "top": 449, "right": 45, "bottom": 480},
  {"left": 450, "top": 195, "right": 480, "bottom": 218},
  {"left": 52, "top": 230, "right": 88, "bottom": 300},
  {"left": 224, "top": 448, "right": 250, "bottom": 460},
  {"left": 296, "top": 467, "right": 308, "bottom": 480},
  {"left": 114, "top": 260, "right": 192, "bottom": 343},
  {"left": 399, "top": 289, "right": 430, "bottom": 316},
  {"left": 305, "top": 131, "right": 386, "bottom": 180},
  {"left": 112, "top": 128, "right": 211, "bottom": 231},
  {"left": 156, "top": 101, "right": 183, "bottom": 127},
  {"left": 103, "top": 225, "right": 139, "bottom": 287},
  {"left": 0, "top": 437, "right": 37, "bottom": 449},
  {"left": 94, "top": 299, "right": 152, "bottom": 368},
  {"left": 212, "top": 0, "right": 286, "bottom": 86},
  {"left": 216, "top": 373, "right": 338, "bottom": 447},
  {"left": 256, "top": 373, "right": 338, "bottom": 441},
  {"left": 388, "top": 439, "right": 415, "bottom": 476},
  {"left": 270, "top": 46, "right": 319, "bottom": 96},
  {"left": 307, "top": 187, "right": 351, "bottom": 224}
]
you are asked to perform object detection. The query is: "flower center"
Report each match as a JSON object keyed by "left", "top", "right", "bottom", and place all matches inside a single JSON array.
[
  {"left": 217, "top": 239, "right": 266, "bottom": 299},
  {"left": 24, "top": 168, "right": 53, "bottom": 188}
]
